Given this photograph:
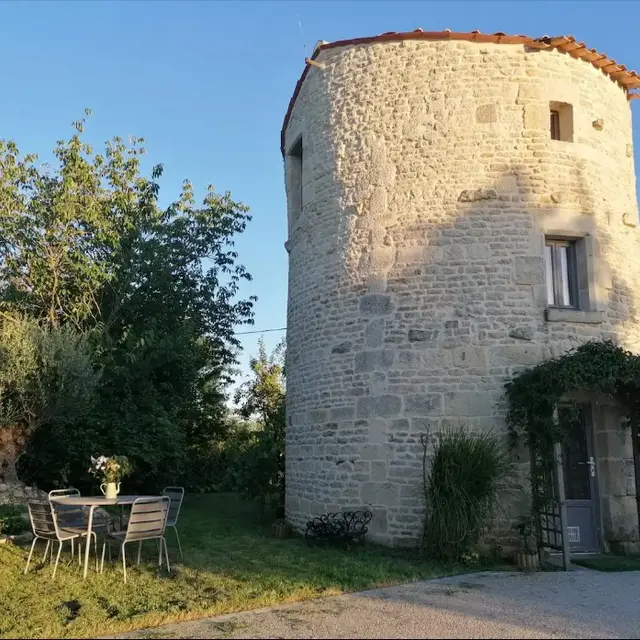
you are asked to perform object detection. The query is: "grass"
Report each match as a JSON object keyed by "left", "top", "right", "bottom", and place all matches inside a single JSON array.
[
  {"left": 0, "top": 493, "right": 480, "bottom": 639},
  {"left": 572, "top": 554, "right": 640, "bottom": 572}
]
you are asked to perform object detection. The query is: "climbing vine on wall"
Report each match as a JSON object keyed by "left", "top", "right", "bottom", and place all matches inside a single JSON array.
[{"left": 505, "top": 340, "right": 640, "bottom": 544}]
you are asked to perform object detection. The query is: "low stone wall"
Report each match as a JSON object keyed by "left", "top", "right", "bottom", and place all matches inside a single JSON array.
[{"left": 0, "top": 481, "right": 47, "bottom": 505}]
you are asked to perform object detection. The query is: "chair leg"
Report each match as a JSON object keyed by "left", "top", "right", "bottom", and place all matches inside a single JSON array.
[
  {"left": 42, "top": 539, "right": 51, "bottom": 564},
  {"left": 122, "top": 542, "right": 127, "bottom": 584},
  {"left": 71, "top": 538, "right": 75, "bottom": 561},
  {"left": 52, "top": 541, "right": 63, "bottom": 580},
  {"left": 91, "top": 533, "right": 98, "bottom": 572},
  {"left": 77, "top": 541, "right": 82, "bottom": 566},
  {"left": 137, "top": 540, "right": 142, "bottom": 565},
  {"left": 158, "top": 537, "right": 162, "bottom": 567},
  {"left": 162, "top": 537, "right": 170, "bottom": 574},
  {"left": 100, "top": 541, "right": 106, "bottom": 574},
  {"left": 172, "top": 525, "right": 183, "bottom": 560},
  {"left": 24, "top": 537, "right": 38, "bottom": 575}
]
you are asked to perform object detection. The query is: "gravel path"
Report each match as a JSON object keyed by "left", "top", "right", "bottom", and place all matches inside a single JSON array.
[{"left": 115, "top": 570, "right": 640, "bottom": 639}]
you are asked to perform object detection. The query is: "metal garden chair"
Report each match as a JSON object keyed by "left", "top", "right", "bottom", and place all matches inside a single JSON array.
[
  {"left": 48, "top": 488, "right": 111, "bottom": 555},
  {"left": 162, "top": 486, "right": 185, "bottom": 560},
  {"left": 24, "top": 500, "right": 98, "bottom": 579},
  {"left": 100, "top": 496, "right": 171, "bottom": 584}
]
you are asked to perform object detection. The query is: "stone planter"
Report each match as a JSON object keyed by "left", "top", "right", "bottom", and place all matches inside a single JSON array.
[
  {"left": 273, "top": 520, "right": 291, "bottom": 539},
  {"left": 515, "top": 550, "right": 539, "bottom": 571}
]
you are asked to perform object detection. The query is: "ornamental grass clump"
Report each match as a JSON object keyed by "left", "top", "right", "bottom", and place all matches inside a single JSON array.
[{"left": 420, "top": 427, "right": 514, "bottom": 562}]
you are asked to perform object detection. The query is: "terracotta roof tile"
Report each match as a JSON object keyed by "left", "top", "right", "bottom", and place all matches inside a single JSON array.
[{"left": 281, "top": 30, "right": 640, "bottom": 155}]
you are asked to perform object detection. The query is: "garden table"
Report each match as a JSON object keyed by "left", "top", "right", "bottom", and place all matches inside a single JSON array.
[{"left": 50, "top": 495, "right": 157, "bottom": 579}]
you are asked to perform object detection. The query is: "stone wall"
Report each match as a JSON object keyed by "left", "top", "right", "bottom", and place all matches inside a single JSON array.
[
  {"left": 593, "top": 400, "right": 640, "bottom": 552},
  {"left": 0, "top": 482, "right": 46, "bottom": 506},
  {"left": 282, "top": 38, "right": 640, "bottom": 545}
]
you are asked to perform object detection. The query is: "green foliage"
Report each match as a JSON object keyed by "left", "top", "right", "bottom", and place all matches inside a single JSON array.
[
  {"left": 505, "top": 340, "right": 640, "bottom": 544},
  {"left": 0, "top": 314, "right": 97, "bottom": 434},
  {"left": 505, "top": 340, "right": 640, "bottom": 448},
  {"left": 230, "top": 339, "right": 286, "bottom": 513},
  {"left": 0, "top": 504, "right": 28, "bottom": 536},
  {"left": 0, "top": 114, "right": 255, "bottom": 493},
  {"left": 420, "top": 427, "right": 513, "bottom": 562}
]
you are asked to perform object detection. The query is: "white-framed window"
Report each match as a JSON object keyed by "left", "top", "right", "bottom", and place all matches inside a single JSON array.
[{"left": 545, "top": 238, "right": 579, "bottom": 308}]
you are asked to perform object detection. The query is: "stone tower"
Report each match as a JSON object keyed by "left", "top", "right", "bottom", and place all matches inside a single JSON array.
[{"left": 281, "top": 30, "right": 640, "bottom": 547}]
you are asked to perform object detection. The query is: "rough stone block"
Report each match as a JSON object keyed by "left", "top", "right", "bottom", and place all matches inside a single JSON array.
[
  {"left": 458, "top": 188, "right": 497, "bottom": 202},
  {"left": 445, "top": 391, "right": 493, "bottom": 417},
  {"left": 489, "top": 345, "right": 545, "bottom": 366},
  {"left": 360, "top": 482, "right": 399, "bottom": 505},
  {"left": 369, "top": 507, "right": 388, "bottom": 535},
  {"left": 365, "top": 318, "right": 385, "bottom": 347},
  {"left": 359, "top": 294, "right": 394, "bottom": 316},
  {"left": 602, "top": 496, "right": 639, "bottom": 541},
  {"left": 523, "top": 104, "right": 547, "bottom": 130},
  {"left": 355, "top": 349, "right": 395, "bottom": 372},
  {"left": 451, "top": 346, "right": 487, "bottom": 368},
  {"left": 408, "top": 329, "right": 439, "bottom": 342},
  {"left": 515, "top": 256, "right": 545, "bottom": 285},
  {"left": 405, "top": 394, "right": 444, "bottom": 416},
  {"left": 509, "top": 325, "right": 536, "bottom": 341},
  {"left": 596, "top": 430, "right": 630, "bottom": 460},
  {"left": 476, "top": 103, "right": 498, "bottom": 124},
  {"left": 357, "top": 395, "right": 402, "bottom": 418},
  {"left": 371, "top": 460, "right": 387, "bottom": 482},
  {"left": 308, "top": 408, "right": 329, "bottom": 423},
  {"left": 332, "top": 341, "right": 352, "bottom": 354},
  {"left": 329, "top": 406, "right": 355, "bottom": 420},
  {"left": 369, "top": 419, "right": 388, "bottom": 444}
]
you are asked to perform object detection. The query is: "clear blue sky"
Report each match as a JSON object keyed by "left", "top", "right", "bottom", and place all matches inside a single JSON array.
[{"left": 1, "top": 0, "right": 639, "bottom": 394}]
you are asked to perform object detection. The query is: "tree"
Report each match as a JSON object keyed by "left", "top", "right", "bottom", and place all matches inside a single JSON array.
[
  {"left": 231, "top": 339, "right": 286, "bottom": 515},
  {"left": 0, "top": 314, "right": 98, "bottom": 484},
  {"left": 234, "top": 338, "right": 285, "bottom": 427},
  {"left": 0, "top": 114, "right": 255, "bottom": 492}
]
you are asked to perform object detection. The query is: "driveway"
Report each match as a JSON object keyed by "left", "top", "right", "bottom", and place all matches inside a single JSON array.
[{"left": 115, "top": 569, "right": 640, "bottom": 639}]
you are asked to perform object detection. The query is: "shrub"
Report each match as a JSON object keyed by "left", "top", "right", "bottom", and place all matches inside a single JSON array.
[
  {"left": 420, "top": 427, "right": 513, "bottom": 562},
  {"left": 0, "top": 505, "right": 28, "bottom": 536}
]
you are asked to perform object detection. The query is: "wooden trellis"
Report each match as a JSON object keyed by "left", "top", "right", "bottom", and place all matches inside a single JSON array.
[{"left": 529, "top": 410, "right": 571, "bottom": 570}]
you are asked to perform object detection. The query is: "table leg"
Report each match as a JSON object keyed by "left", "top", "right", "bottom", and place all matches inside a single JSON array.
[{"left": 83, "top": 506, "right": 95, "bottom": 580}]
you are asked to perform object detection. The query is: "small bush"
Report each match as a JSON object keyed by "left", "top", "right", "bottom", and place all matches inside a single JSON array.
[
  {"left": 420, "top": 427, "right": 513, "bottom": 562},
  {"left": 0, "top": 505, "right": 28, "bottom": 536}
]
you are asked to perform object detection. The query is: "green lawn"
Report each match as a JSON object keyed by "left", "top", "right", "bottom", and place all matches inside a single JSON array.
[
  {"left": 0, "top": 494, "right": 476, "bottom": 639},
  {"left": 572, "top": 554, "right": 640, "bottom": 572}
]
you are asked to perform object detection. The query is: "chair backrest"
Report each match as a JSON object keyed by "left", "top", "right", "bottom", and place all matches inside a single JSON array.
[
  {"left": 27, "top": 500, "right": 59, "bottom": 539},
  {"left": 48, "top": 488, "right": 81, "bottom": 499},
  {"left": 162, "top": 486, "right": 185, "bottom": 525},
  {"left": 125, "top": 497, "right": 170, "bottom": 542},
  {"left": 48, "top": 488, "right": 85, "bottom": 526}
]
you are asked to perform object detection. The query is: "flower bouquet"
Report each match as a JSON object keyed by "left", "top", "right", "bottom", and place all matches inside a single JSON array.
[{"left": 89, "top": 455, "right": 132, "bottom": 499}]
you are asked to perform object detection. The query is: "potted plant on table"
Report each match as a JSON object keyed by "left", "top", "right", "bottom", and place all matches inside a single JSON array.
[
  {"left": 89, "top": 455, "right": 132, "bottom": 499},
  {"left": 513, "top": 514, "right": 539, "bottom": 571}
]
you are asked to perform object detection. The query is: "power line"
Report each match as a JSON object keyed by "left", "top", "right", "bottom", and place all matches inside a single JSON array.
[{"left": 235, "top": 327, "right": 286, "bottom": 336}]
